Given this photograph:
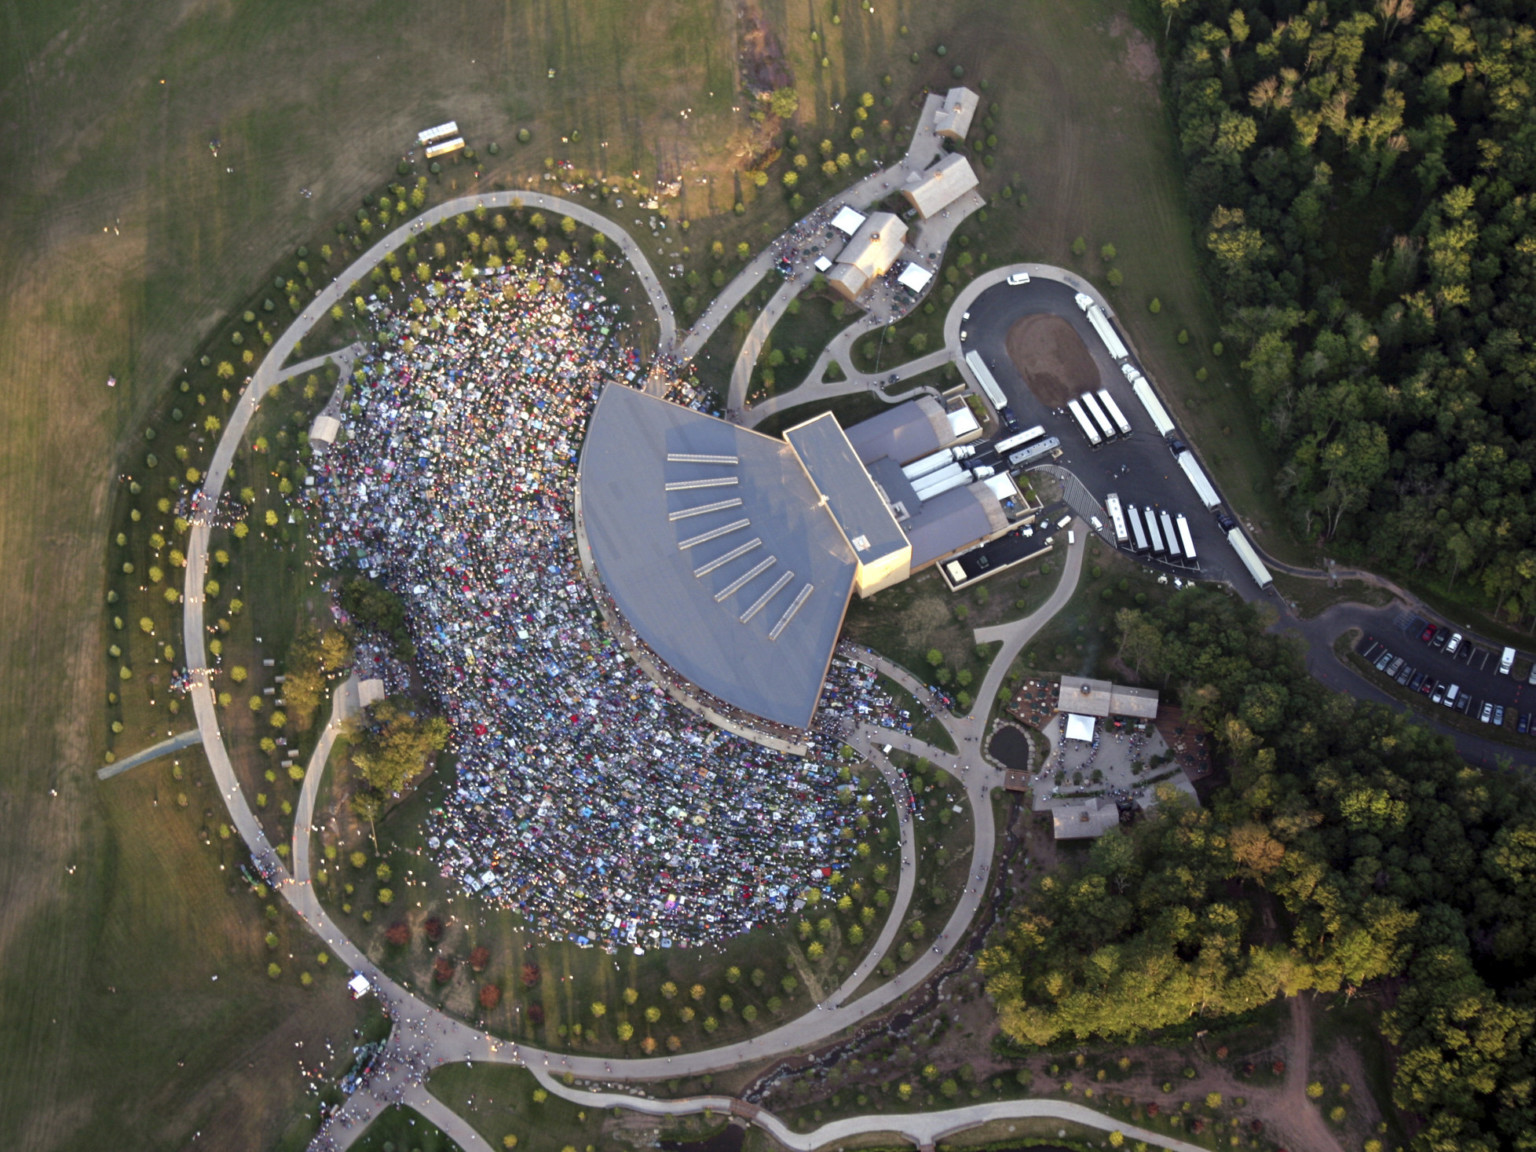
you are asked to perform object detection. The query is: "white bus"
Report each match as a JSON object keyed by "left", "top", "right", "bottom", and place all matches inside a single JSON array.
[
  {"left": 993, "top": 425, "right": 1046, "bottom": 456},
  {"left": 1066, "top": 398, "right": 1102, "bottom": 446},
  {"left": 1007, "top": 436, "right": 1060, "bottom": 468}
]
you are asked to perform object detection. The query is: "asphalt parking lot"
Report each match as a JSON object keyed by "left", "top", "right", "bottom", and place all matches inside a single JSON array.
[
  {"left": 960, "top": 278, "right": 1266, "bottom": 597},
  {"left": 1355, "top": 613, "right": 1536, "bottom": 734}
]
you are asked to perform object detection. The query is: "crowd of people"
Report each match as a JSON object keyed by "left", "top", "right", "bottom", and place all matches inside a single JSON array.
[{"left": 310, "top": 262, "right": 884, "bottom": 949}]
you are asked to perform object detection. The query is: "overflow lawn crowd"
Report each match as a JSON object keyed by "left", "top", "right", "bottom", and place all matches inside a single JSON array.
[{"left": 308, "top": 263, "right": 907, "bottom": 950}]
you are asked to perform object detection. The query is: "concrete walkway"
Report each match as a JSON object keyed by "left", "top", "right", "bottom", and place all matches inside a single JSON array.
[
  {"left": 527, "top": 1059, "right": 1212, "bottom": 1152},
  {"left": 96, "top": 728, "right": 202, "bottom": 780},
  {"left": 291, "top": 675, "right": 360, "bottom": 885},
  {"left": 169, "top": 183, "right": 1117, "bottom": 1152}
]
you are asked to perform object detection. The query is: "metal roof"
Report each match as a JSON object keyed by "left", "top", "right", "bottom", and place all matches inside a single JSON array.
[
  {"left": 902, "top": 153, "right": 980, "bottom": 219},
  {"left": 784, "top": 413, "right": 910, "bottom": 567},
  {"left": 933, "top": 86, "right": 980, "bottom": 139},
  {"left": 903, "top": 483, "right": 1007, "bottom": 569},
  {"left": 843, "top": 397, "right": 953, "bottom": 466},
  {"left": 1054, "top": 677, "right": 1160, "bottom": 720},
  {"left": 579, "top": 385, "right": 857, "bottom": 728}
]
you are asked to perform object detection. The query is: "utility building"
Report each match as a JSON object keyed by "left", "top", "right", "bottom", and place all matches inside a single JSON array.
[
  {"left": 932, "top": 86, "right": 980, "bottom": 141},
  {"left": 901, "top": 153, "right": 980, "bottom": 220}
]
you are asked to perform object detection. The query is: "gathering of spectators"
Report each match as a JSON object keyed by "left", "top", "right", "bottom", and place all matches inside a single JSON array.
[{"left": 308, "top": 263, "right": 884, "bottom": 950}]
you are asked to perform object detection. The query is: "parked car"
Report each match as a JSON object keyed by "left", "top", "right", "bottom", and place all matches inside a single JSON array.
[
  {"left": 1410, "top": 671, "right": 1426, "bottom": 691},
  {"left": 1007, "top": 271, "right": 1032, "bottom": 285},
  {"left": 1518, "top": 712, "right": 1531, "bottom": 735},
  {"left": 1432, "top": 629, "right": 1450, "bottom": 650},
  {"left": 1457, "top": 694, "right": 1473, "bottom": 714},
  {"left": 1445, "top": 632, "right": 1465, "bottom": 656},
  {"left": 1421, "top": 623, "right": 1437, "bottom": 643},
  {"left": 1431, "top": 682, "right": 1446, "bottom": 704},
  {"left": 1396, "top": 663, "right": 1415, "bottom": 685},
  {"left": 1444, "top": 683, "right": 1460, "bottom": 708},
  {"left": 1375, "top": 651, "right": 1394, "bottom": 672},
  {"left": 1480, "top": 701, "right": 1494, "bottom": 724},
  {"left": 1494, "top": 705, "right": 1506, "bottom": 726}
]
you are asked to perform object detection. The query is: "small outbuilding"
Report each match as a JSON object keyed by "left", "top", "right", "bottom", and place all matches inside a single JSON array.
[
  {"left": 933, "top": 87, "right": 980, "bottom": 141},
  {"left": 901, "top": 153, "right": 980, "bottom": 220}
]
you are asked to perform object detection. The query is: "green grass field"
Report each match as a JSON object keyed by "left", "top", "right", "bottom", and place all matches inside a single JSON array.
[{"left": 0, "top": 0, "right": 1285, "bottom": 1147}]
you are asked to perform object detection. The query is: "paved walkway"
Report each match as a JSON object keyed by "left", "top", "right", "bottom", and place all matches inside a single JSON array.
[
  {"left": 291, "top": 675, "right": 360, "bottom": 885},
  {"left": 527, "top": 1060, "right": 1211, "bottom": 1152},
  {"left": 96, "top": 728, "right": 202, "bottom": 780},
  {"left": 167, "top": 182, "right": 1149, "bottom": 1152}
]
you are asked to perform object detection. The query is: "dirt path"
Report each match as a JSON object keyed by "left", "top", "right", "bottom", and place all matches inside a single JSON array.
[{"left": 1278, "top": 995, "right": 1346, "bottom": 1152}]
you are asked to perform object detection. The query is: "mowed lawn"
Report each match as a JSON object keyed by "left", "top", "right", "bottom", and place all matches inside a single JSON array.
[{"left": 0, "top": 0, "right": 1265, "bottom": 1148}]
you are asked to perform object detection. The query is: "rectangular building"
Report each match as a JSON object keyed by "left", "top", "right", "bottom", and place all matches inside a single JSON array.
[{"left": 901, "top": 153, "right": 980, "bottom": 220}]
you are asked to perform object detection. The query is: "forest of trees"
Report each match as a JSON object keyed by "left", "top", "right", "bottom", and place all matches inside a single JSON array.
[
  {"left": 1159, "top": 0, "right": 1536, "bottom": 624},
  {"left": 981, "top": 588, "right": 1536, "bottom": 1151}
]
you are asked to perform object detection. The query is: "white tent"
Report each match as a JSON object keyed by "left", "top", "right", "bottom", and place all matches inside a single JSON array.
[
  {"left": 897, "top": 263, "right": 934, "bottom": 293},
  {"left": 830, "top": 205, "right": 866, "bottom": 236},
  {"left": 1065, "top": 713, "right": 1097, "bottom": 743}
]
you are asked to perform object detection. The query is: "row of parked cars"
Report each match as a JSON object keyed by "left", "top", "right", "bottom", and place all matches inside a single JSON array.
[{"left": 1361, "top": 638, "right": 1533, "bottom": 734}]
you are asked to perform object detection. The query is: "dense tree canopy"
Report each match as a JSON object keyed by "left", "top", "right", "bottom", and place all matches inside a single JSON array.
[
  {"left": 1161, "top": 0, "right": 1536, "bottom": 623},
  {"left": 982, "top": 588, "right": 1536, "bottom": 1150}
]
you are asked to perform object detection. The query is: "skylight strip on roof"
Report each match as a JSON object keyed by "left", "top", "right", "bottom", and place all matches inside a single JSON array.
[
  {"left": 677, "top": 519, "right": 750, "bottom": 550},
  {"left": 739, "top": 571, "right": 795, "bottom": 623},
  {"left": 666, "top": 498, "right": 744, "bottom": 522},
  {"left": 768, "top": 583, "right": 816, "bottom": 641},
  {"left": 691, "top": 538, "right": 762, "bottom": 577},
  {"left": 665, "top": 453, "right": 740, "bottom": 465},
  {"left": 663, "top": 477, "right": 739, "bottom": 491},
  {"left": 713, "top": 556, "right": 777, "bottom": 602}
]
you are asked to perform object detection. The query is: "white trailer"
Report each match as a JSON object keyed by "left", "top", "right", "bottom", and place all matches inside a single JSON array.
[
  {"left": 1086, "top": 305, "right": 1130, "bottom": 360},
  {"left": 1127, "top": 505, "right": 1150, "bottom": 553},
  {"left": 1176, "top": 513, "right": 1198, "bottom": 562},
  {"left": 1131, "top": 378, "right": 1176, "bottom": 438},
  {"left": 911, "top": 461, "right": 965, "bottom": 497},
  {"left": 994, "top": 425, "right": 1046, "bottom": 455},
  {"left": 964, "top": 350, "right": 1008, "bottom": 411},
  {"left": 914, "top": 469, "right": 973, "bottom": 502},
  {"left": 1066, "top": 398, "right": 1102, "bottom": 446},
  {"left": 1105, "top": 493, "right": 1129, "bottom": 545},
  {"left": 1227, "top": 528, "right": 1274, "bottom": 589},
  {"left": 902, "top": 448, "right": 955, "bottom": 482},
  {"left": 1080, "top": 391, "right": 1117, "bottom": 441},
  {"left": 1160, "top": 510, "right": 1181, "bottom": 559},
  {"left": 1096, "top": 390, "right": 1133, "bottom": 436},
  {"left": 1145, "top": 507, "right": 1166, "bottom": 554},
  {"left": 1007, "top": 436, "right": 1061, "bottom": 467},
  {"left": 1175, "top": 451, "right": 1221, "bottom": 511}
]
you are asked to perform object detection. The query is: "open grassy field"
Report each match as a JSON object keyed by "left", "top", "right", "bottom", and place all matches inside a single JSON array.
[{"left": 0, "top": 0, "right": 1265, "bottom": 1147}]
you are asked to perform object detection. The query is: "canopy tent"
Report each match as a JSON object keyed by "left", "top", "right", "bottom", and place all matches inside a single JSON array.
[{"left": 1065, "top": 713, "right": 1097, "bottom": 743}]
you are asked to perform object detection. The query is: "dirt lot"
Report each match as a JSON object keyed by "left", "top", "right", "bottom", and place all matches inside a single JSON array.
[{"left": 1005, "top": 313, "right": 1099, "bottom": 406}]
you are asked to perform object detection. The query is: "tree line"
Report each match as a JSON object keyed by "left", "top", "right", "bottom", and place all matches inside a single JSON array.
[
  {"left": 1159, "top": 0, "right": 1536, "bottom": 625},
  {"left": 981, "top": 586, "right": 1536, "bottom": 1151}
]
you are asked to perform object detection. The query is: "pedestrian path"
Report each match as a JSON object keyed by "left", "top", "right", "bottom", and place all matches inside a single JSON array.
[
  {"left": 96, "top": 728, "right": 202, "bottom": 780},
  {"left": 161, "top": 176, "right": 1114, "bottom": 1152}
]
